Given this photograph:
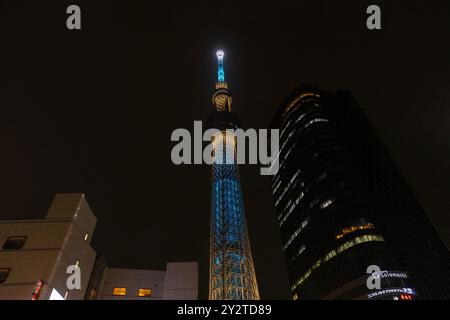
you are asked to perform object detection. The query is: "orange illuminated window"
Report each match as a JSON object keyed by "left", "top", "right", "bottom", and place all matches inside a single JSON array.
[
  {"left": 282, "top": 92, "right": 320, "bottom": 119},
  {"left": 336, "top": 223, "right": 374, "bottom": 240},
  {"left": 113, "top": 287, "right": 127, "bottom": 296},
  {"left": 138, "top": 288, "right": 152, "bottom": 297}
]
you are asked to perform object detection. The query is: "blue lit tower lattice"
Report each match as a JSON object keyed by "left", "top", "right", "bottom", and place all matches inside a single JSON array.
[{"left": 207, "top": 50, "right": 260, "bottom": 300}]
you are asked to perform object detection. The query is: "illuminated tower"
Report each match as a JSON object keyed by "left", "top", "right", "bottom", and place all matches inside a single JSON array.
[{"left": 207, "top": 50, "right": 260, "bottom": 300}]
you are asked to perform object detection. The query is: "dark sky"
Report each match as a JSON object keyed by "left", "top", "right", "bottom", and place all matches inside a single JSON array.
[{"left": 1, "top": 1, "right": 449, "bottom": 299}]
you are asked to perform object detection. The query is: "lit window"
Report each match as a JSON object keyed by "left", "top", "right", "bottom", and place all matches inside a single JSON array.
[
  {"left": 283, "top": 217, "right": 309, "bottom": 251},
  {"left": 320, "top": 199, "right": 334, "bottom": 209},
  {"left": 279, "top": 191, "right": 304, "bottom": 226},
  {"left": 282, "top": 92, "right": 320, "bottom": 118},
  {"left": 0, "top": 268, "right": 11, "bottom": 284},
  {"left": 113, "top": 287, "right": 127, "bottom": 296},
  {"left": 336, "top": 223, "right": 375, "bottom": 240},
  {"left": 291, "top": 234, "right": 384, "bottom": 291},
  {"left": 303, "top": 118, "right": 329, "bottom": 130},
  {"left": 294, "top": 112, "right": 307, "bottom": 124},
  {"left": 275, "top": 170, "right": 300, "bottom": 207},
  {"left": 84, "top": 233, "right": 89, "bottom": 241},
  {"left": 324, "top": 250, "right": 337, "bottom": 262},
  {"left": 280, "top": 120, "right": 291, "bottom": 139},
  {"left": 138, "top": 288, "right": 152, "bottom": 297},
  {"left": 271, "top": 174, "right": 281, "bottom": 188},
  {"left": 3, "top": 236, "right": 27, "bottom": 250},
  {"left": 277, "top": 199, "right": 292, "bottom": 221},
  {"left": 273, "top": 180, "right": 282, "bottom": 194},
  {"left": 291, "top": 245, "right": 306, "bottom": 261}
]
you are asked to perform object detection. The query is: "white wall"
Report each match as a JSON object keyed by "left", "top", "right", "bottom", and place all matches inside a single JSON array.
[
  {"left": 99, "top": 268, "right": 166, "bottom": 300},
  {"left": 163, "top": 262, "right": 198, "bottom": 300},
  {"left": 0, "top": 220, "right": 70, "bottom": 299},
  {"left": 0, "top": 193, "right": 97, "bottom": 300},
  {"left": 99, "top": 262, "right": 199, "bottom": 300},
  {"left": 0, "top": 194, "right": 198, "bottom": 300}
]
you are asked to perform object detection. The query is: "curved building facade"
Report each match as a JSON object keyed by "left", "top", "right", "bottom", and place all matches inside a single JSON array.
[{"left": 270, "top": 85, "right": 450, "bottom": 300}]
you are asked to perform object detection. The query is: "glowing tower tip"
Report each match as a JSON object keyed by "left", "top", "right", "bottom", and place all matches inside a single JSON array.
[{"left": 216, "top": 50, "right": 225, "bottom": 82}]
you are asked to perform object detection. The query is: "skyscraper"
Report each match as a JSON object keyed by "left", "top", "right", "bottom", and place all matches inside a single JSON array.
[
  {"left": 207, "top": 50, "right": 260, "bottom": 300},
  {"left": 270, "top": 85, "right": 450, "bottom": 300}
]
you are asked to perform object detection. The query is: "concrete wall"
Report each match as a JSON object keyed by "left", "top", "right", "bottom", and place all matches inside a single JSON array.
[
  {"left": 163, "top": 262, "right": 198, "bottom": 300},
  {"left": 0, "top": 193, "right": 198, "bottom": 300},
  {"left": 48, "top": 195, "right": 97, "bottom": 300},
  {"left": 99, "top": 268, "right": 166, "bottom": 300},
  {"left": 0, "top": 220, "right": 70, "bottom": 299},
  {"left": 98, "top": 262, "right": 199, "bottom": 300},
  {"left": 0, "top": 193, "right": 97, "bottom": 300}
]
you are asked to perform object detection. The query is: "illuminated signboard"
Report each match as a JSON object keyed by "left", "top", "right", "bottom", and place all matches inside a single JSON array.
[
  {"left": 378, "top": 270, "right": 409, "bottom": 279},
  {"left": 368, "top": 287, "right": 416, "bottom": 299}
]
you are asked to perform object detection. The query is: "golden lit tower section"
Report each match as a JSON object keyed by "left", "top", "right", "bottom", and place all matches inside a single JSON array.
[{"left": 207, "top": 50, "right": 260, "bottom": 300}]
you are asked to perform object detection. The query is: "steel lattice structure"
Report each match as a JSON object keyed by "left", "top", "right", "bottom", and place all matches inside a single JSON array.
[{"left": 208, "top": 51, "right": 260, "bottom": 300}]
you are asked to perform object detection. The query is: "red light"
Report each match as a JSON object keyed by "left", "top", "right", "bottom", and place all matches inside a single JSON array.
[{"left": 31, "top": 279, "right": 44, "bottom": 300}]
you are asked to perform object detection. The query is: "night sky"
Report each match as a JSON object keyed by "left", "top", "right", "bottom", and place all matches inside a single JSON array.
[{"left": 1, "top": 1, "right": 449, "bottom": 299}]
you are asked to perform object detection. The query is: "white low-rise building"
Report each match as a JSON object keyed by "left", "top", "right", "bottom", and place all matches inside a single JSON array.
[
  {"left": 0, "top": 193, "right": 198, "bottom": 300},
  {"left": 0, "top": 193, "right": 96, "bottom": 300},
  {"left": 95, "top": 262, "right": 198, "bottom": 300}
]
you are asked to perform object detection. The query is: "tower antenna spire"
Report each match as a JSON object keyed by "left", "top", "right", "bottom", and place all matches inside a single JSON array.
[{"left": 216, "top": 50, "right": 225, "bottom": 82}]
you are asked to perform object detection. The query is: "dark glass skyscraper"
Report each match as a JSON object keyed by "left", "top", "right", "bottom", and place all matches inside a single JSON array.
[
  {"left": 207, "top": 51, "right": 259, "bottom": 300},
  {"left": 270, "top": 85, "right": 450, "bottom": 300}
]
